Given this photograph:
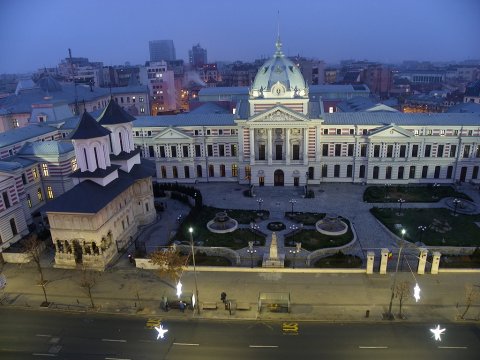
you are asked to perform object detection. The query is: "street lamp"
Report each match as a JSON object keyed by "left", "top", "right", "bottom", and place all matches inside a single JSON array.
[
  {"left": 250, "top": 223, "right": 259, "bottom": 245},
  {"left": 289, "top": 242, "right": 301, "bottom": 269},
  {"left": 387, "top": 228, "right": 406, "bottom": 320},
  {"left": 246, "top": 241, "right": 257, "bottom": 268},
  {"left": 418, "top": 225, "right": 427, "bottom": 243},
  {"left": 289, "top": 199, "right": 297, "bottom": 215},
  {"left": 384, "top": 183, "right": 391, "bottom": 199},
  {"left": 397, "top": 198, "right": 405, "bottom": 216},
  {"left": 452, "top": 198, "right": 461, "bottom": 216},
  {"left": 189, "top": 227, "right": 200, "bottom": 314},
  {"left": 256, "top": 198, "right": 264, "bottom": 212},
  {"left": 305, "top": 171, "right": 309, "bottom": 194},
  {"left": 289, "top": 224, "right": 298, "bottom": 246}
]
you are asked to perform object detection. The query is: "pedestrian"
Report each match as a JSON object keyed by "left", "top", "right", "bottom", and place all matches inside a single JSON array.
[
  {"left": 165, "top": 301, "right": 169, "bottom": 312},
  {"left": 179, "top": 301, "right": 185, "bottom": 313}
]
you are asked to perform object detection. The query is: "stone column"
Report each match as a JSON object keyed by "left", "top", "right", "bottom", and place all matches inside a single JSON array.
[
  {"left": 366, "top": 251, "right": 375, "bottom": 274},
  {"left": 417, "top": 248, "right": 428, "bottom": 274},
  {"left": 267, "top": 128, "right": 272, "bottom": 165},
  {"left": 286, "top": 128, "right": 290, "bottom": 165},
  {"left": 380, "top": 248, "right": 389, "bottom": 274},
  {"left": 431, "top": 252, "right": 441, "bottom": 274},
  {"left": 249, "top": 128, "right": 255, "bottom": 165},
  {"left": 303, "top": 128, "right": 308, "bottom": 165},
  {"left": 54, "top": 240, "right": 60, "bottom": 252}
]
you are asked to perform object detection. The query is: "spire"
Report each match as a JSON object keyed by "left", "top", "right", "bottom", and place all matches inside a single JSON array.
[{"left": 274, "top": 11, "right": 283, "bottom": 57}]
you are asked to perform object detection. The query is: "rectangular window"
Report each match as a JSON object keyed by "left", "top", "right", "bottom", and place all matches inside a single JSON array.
[
  {"left": 399, "top": 145, "right": 406, "bottom": 158},
  {"left": 386, "top": 166, "right": 392, "bottom": 179},
  {"left": 219, "top": 129, "right": 223, "bottom": 135},
  {"left": 27, "top": 194, "right": 32, "bottom": 208},
  {"left": 398, "top": 166, "right": 404, "bottom": 179},
  {"left": 172, "top": 166, "right": 178, "bottom": 178},
  {"left": 2, "top": 191, "right": 10, "bottom": 209},
  {"left": 321, "top": 164, "right": 328, "bottom": 177},
  {"left": 47, "top": 186, "right": 54, "bottom": 199},
  {"left": 336, "top": 129, "right": 341, "bottom": 135},
  {"left": 322, "top": 144, "right": 329, "bottom": 156},
  {"left": 411, "top": 145, "right": 419, "bottom": 157},
  {"left": 348, "top": 144, "right": 354, "bottom": 156},
  {"left": 335, "top": 144, "right": 341, "bottom": 156},
  {"left": 292, "top": 145, "right": 299, "bottom": 160},
  {"left": 170, "top": 146, "right": 177, "bottom": 157},
  {"left": 476, "top": 145, "right": 480, "bottom": 158},
  {"left": 21, "top": 174, "right": 27, "bottom": 185},
  {"left": 463, "top": 145, "right": 470, "bottom": 158},
  {"left": 207, "top": 145, "right": 213, "bottom": 156},
  {"left": 183, "top": 145, "right": 189, "bottom": 157},
  {"left": 386, "top": 145, "right": 393, "bottom": 157},
  {"left": 349, "top": 129, "right": 355, "bottom": 135},
  {"left": 195, "top": 145, "right": 201, "bottom": 157},
  {"left": 373, "top": 166, "right": 379, "bottom": 179},
  {"left": 424, "top": 145, "right": 431, "bottom": 157},
  {"left": 409, "top": 166, "right": 416, "bottom": 179},
  {"left": 206, "top": 129, "right": 211, "bottom": 135},
  {"left": 148, "top": 145, "right": 155, "bottom": 157},
  {"left": 230, "top": 144, "right": 237, "bottom": 156},
  {"left": 450, "top": 145, "right": 457, "bottom": 157},
  {"left": 437, "top": 145, "right": 444, "bottom": 158},
  {"left": 71, "top": 159, "right": 77, "bottom": 171},
  {"left": 10, "top": 218, "right": 17, "bottom": 236},
  {"left": 373, "top": 145, "right": 381, "bottom": 157},
  {"left": 194, "top": 130, "right": 200, "bottom": 136},
  {"left": 259, "top": 145, "right": 266, "bottom": 160},
  {"left": 160, "top": 146, "right": 166, "bottom": 158},
  {"left": 161, "top": 166, "right": 167, "bottom": 178},
  {"left": 42, "top": 163, "right": 49, "bottom": 176},
  {"left": 346, "top": 164, "right": 353, "bottom": 177},
  {"left": 446, "top": 166, "right": 453, "bottom": 179},
  {"left": 472, "top": 166, "right": 479, "bottom": 179},
  {"left": 323, "top": 129, "right": 328, "bottom": 135},
  {"left": 184, "top": 166, "right": 190, "bottom": 178},
  {"left": 434, "top": 166, "right": 441, "bottom": 179},
  {"left": 421, "top": 165, "right": 428, "bottom": 179},
  {"left": 219, "top": 145, "right": 225, "bottom": 157},
  {"left": 334, "top": 165, "right": 340, "bottom": 177},
  {"left": 360, "top": 144, "right": 367, "bottom": 157},
  {"left": 37, "top": 188, "right": 43, "bottom": 201},
  {"left": 231, "top": 164, "right": 238, "bottom": 177}
]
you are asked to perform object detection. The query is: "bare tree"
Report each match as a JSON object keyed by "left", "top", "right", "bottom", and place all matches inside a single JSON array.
[
  {"left": 80, "top": 267, "right": 97, "bottom": 309},
  {"left": 460, "top": 284, "right": 479, "bottom": 320},
  {"left": 24, "top": 234, "right": 49, "bottom": 306},
  {"left": 149, "top": 246, "right": 188, "bottom": 284},
  {"left": 395, "top": 280, "right": 411, "bottom": 319}
]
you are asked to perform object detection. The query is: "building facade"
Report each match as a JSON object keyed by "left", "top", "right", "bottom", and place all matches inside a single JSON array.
[{"left": 149, "top": 40, "right": 176, "bottom": 62}]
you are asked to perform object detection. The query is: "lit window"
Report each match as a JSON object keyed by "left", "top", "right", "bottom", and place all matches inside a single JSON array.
[
  {"left": 37, "top": 188, "right": 43, "bottom": 201},
  {"left": 71, "top": 159, "right": 77, "bottom": 171},
  {"left": 32, "top": 167, "right": 38, "bottom": 179},
  {"left": 42, "top": 163, "right": 49, "bottom": 176},
  {"left": 47, "top": 186, "right": 54, "bottom": 199},
  {"left": 27, "top": 194, "right": 32, "bottom": 208}
]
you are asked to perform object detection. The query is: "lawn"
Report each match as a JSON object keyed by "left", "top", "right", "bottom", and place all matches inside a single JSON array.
[
  {"left": 286, "top": 212, "right": 326, "bottom": 225},
  {"left": 174, "top": 206, "right": 266, "bottom": 249},
  {"left": 187, "top": 254, "right": 232, "bottom": 266},
  {"left": 313, "top": 252, "right": 363, "bottom": 268},
  {"left": 370, "top": 207, "right": 480, "bottom": 247},
  {"left": 363, "top": 185, "right": 471, "bottom": 203},
  {"left": 284, "top": 218, "right": 354, "bottom": 252}
]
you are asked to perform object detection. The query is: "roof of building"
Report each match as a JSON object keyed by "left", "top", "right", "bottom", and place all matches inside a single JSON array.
[
  {"left": 0, "top": 124, "right": 57, "bottom": 148},
  {"left": 447, "top": 102, "right": 480, "bottom": 113},
  {"left": 465, "top": 80, "right": 480, "bottom": 97},
  {"left": 17, "top": 141, "right": 74, "bottom": 156},
  {"left": 189, "top": 102, "right": 231, "bottom": 114},
  {"left": 337, "top": 96, "right": 398, "bottom": 112},
  {"left": 133, "top": 113, "right": 236, "bottom": 127},
  {"left": 322, "top": 112, "right": 480, "bottom": 126},
  {"left": 98, "top": 98, "right": 136, "bottom": 125},
  {"left": 0, "top": 161, "right": 23, "bottom": 172},
  {"left": 198, "top": 86, "right": 248, "bottom": 96},
  {"left": 70, "top": 111, "right": 111, "bottom": 139}
]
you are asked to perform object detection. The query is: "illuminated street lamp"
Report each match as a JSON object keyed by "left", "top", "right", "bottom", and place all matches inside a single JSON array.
[
  {"left": 452, "top": 198, "right": 461, "bottom": 216},
  {"left": 397, "top": 198, "right": 405, "bottom": 215},
  {"left": 250, "top": 223, "right": 259, "bottom": 244},
  {"left": 176, "top": 281, "right": 182, "bottom": 298},
  {"left": 430, "top": 325, "right": 446, "bottom": 341},
  {"left": 386, "top": 228, "right": 406, "bottom": 320},
  {"left": 289, "top": 224, "right": 298, "bottom": 246},
  {"left": 189, "top": 227, "right": 200, "bottom": 314},
  {"left": 289, "top": 242, "right": 301, "bottom": 269},
  {"left": 155, "top": 324, "right": 168, "bottom": 340},
  {"left": 246, "top": 241, "right": 257, "bottom": 268},
  {"left": 418, "top": 225, "right": 427, "bottom": 243},
  {"left": 289, "top": 199, "right": 297, "bottom": 215},
  {"left": 256, "top": 198, "right": 264, "bottom": 212}
]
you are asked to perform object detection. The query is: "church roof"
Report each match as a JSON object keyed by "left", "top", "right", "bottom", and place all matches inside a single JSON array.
[
  {"left": 98, "top": 98, "right": 136, "bottom": 125},
  {"left": 0, "top": 124, "right": 57, "bottom": 148},
  {"left": 17, "top": 141, "right": 74, "bottom": 156},
  {"left": 70, "top": 111, "right": 111, "bottom": 139}
]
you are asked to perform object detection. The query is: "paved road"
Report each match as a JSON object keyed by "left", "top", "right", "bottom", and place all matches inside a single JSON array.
[{"left": 1, "top": 308, "right": 479, "bottom": 360}]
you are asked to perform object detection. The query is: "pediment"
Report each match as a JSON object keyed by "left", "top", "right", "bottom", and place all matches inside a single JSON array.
[
  {"left": 154, "top": 127, "right": 191, "bottom": 140},
  {"left": 369, "top": 124, "right": 413, "bottom": 138},
  {"left": 249, "top": 106, "right": 308, "bottom": 123}
]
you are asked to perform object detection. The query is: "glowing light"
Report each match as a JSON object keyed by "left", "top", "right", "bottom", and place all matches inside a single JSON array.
[
  {"left": 430, "top": 325, "right": 446, "bottom": 341},
  {"left": 413, "top": 283, "right": 421, "bottom": 302},
  {"left": 155, "top": 324, "right": 169, "bottom": 340},
  {"left": 176, "top": 281, "right": 182, "bottom": 298}
]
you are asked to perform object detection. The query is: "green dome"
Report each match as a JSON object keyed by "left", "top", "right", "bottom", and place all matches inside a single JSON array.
[{"left": 251, "top": 38, "right": 308, "bottom": 99}]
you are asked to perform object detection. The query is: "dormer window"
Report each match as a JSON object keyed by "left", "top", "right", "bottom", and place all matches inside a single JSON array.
[{"left": 37, "top": 115, "right": 46, "bottom": 123}]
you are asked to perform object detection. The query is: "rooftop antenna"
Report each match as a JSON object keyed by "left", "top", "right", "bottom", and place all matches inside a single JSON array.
[{"left": 69, "top": 48, "right": 79, "bottom": 115}]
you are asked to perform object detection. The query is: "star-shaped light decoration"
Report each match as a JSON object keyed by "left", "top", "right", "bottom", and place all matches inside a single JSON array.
[
  {"left": 155, "top": 324, "right": 169, "bottom": 340},
  {"left": 176, "top": 281, "right": 182, "bottom": 298},
  {"left": 430, "top": 325, "right": 446, "bottom": 341},
  {"left": 413, "top": 283, "right": 421, "bottom": 302}
]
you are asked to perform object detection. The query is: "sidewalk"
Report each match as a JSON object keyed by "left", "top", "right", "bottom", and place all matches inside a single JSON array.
[{"left": 1, "top": 259, "right": 479, "bottom": 323}]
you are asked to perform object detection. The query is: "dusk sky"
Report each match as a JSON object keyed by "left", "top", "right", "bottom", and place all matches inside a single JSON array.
[{"left": 1, "top": 0, "right": 479, "bottom": 74}]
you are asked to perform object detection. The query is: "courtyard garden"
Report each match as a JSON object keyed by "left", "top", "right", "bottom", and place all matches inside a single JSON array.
[
  {"left": 363, "top": 184, "right": 471, "bottom": 203},
  {"left": 370, "top": 207, "right": 480, "bottom": 247}
]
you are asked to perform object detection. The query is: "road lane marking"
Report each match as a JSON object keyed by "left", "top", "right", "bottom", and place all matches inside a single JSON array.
[
  {"left": 438, "top": 346, "right": 467, "bottom": 349},
  {"left": 359, "top": 346, "right": 388, "bottom": 349},
  {"left": 35, "top": 334, "right": 52, "bottom": 337},
  {"left": 32, "top": 354, "right": 57, "bottom": 357},
  {"left": 173, "top": 342, "right": 200, "bottom": 346},
  {"left": 249, "top": 345, "right": 279, "bottom": 348},
  {"left": 146, "top": 318, "right": 162, "bottom": 329},
  {"left": 101, "top": 339, "right": 127, "bottom": 343}
]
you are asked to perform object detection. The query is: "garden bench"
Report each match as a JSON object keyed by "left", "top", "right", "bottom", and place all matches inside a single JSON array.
[{"left": 201, "top": 302, "right": 218, "bottom": 310}]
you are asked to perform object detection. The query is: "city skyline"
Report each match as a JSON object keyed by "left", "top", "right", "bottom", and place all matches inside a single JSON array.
[{"left": 0, "top": 0, "right": 479, "bottom": 74}]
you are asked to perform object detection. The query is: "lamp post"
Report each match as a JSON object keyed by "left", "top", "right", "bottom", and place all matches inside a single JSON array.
[
  {"left": 433, "top": 183, "right": 440, "bottom": 199},
  {"left": 246, "top": 241, "right": 257, "bottom": 268},
  {"left": 418, "top": 225, "right": 427, "bottom": 243},
  {"left": 305, "top": 171, "right": 309, "bottom": 194},
  {"left": 289, "top": 224, "right": 298, "bottom": 246},
  {"left": 289, "top": 242, "right": 301, "bottom": 269},
  {"left": 397, "top": 198, "right": 405, "bottom": 216},
  {"left": 452, "top": 198, "right": 461, "bottom": 216},
  {"left": 189, "top": 227, "right": 200, "bottom": 314},
  {"left": 289, "top": 199, "right": 297, "bottom": 215},
  {"left": 257, "top": 198, "right": 264, "bottom": 212},
  {"left": 387, "top": 228, "right": 406, "bottom": 320},
  {"left": 384, "top": 183, "right": 391, "bottom": 199},
  {"left": 251, "top": 223, "right": 259, "bottom": 245}
]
